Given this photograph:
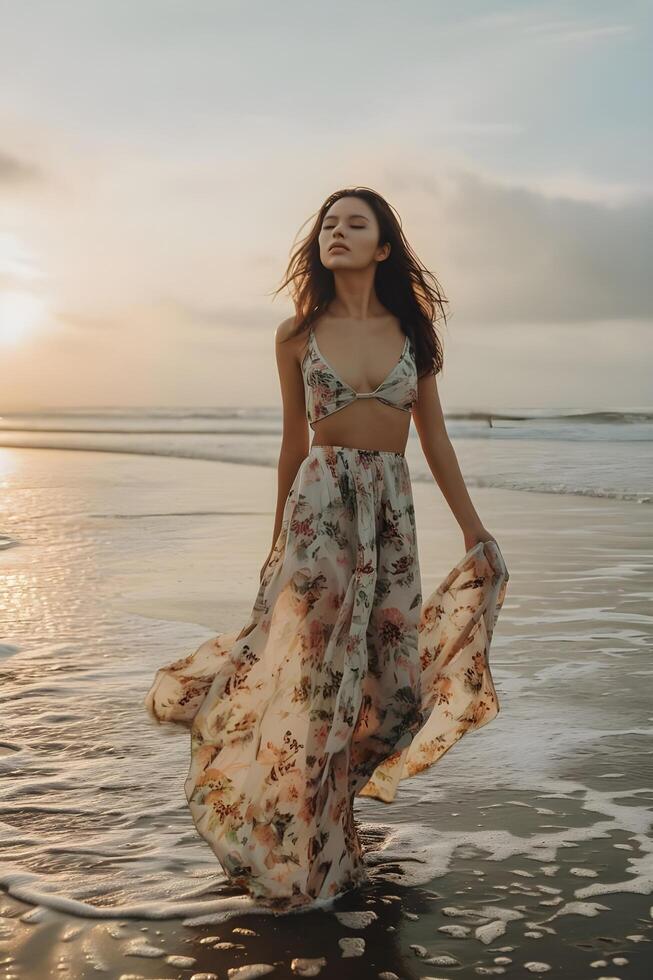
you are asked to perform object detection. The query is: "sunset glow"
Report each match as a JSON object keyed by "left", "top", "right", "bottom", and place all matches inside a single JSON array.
[{"left": 0, "top": 290, "right": 46, "bottom": 346}]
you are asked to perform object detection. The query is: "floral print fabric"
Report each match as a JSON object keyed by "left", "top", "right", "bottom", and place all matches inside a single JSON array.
[
  {"left": 302, "top": 329, "right": 418, "bottom": 426},
  {"left": 144, "top": 444, "right": 509, "bottom": 910}
]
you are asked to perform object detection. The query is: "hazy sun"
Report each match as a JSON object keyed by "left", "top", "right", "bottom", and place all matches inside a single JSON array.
[
  {"left": 0, "top": 233, "right": 46, "bottom": 345},
  {"left": 0, "top": 290, "right": 46, "bottom": 345}
]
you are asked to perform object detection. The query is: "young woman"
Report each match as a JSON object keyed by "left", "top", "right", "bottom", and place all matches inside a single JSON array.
[{"left": 144, "top": 186, "right": 509, "bottom": 913}]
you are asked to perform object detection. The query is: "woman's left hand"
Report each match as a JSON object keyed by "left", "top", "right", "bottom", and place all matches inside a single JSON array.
[{"left": 464, "top": 526, "right": 496, "bottom": 552}]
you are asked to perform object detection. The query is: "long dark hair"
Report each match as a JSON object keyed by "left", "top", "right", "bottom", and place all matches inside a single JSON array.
[{"left": 270, "top": 186, "right": 448, "bottom": 377}]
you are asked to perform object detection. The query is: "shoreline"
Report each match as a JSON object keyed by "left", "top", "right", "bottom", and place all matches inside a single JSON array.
[
  {"left": 1, "top": 447, "right": 652, "bottom": 978},
  {"left": 0, "top": 436, "right": 649, "bottom": 506}
]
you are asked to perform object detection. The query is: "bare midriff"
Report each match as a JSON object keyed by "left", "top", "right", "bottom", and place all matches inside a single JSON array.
[
  {"left": 310, "top": 402, "right": 411, "bottom": 454},
  {"left": 302, "top": 313, "right": 413, "bottom": 455}
]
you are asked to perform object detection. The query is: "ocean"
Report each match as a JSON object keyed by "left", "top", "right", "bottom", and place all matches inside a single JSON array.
[{"left": 1, "top": 405, "right": 652, "bottom": 503}]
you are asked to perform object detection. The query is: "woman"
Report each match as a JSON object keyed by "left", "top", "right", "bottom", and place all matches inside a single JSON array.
[{"left": 144, "top": 186, "right": 509, "bottom": 912}]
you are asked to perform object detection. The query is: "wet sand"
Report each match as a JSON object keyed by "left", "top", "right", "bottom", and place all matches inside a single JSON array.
[{"left": 1, "top": 447, "right": 652, "bottom": 979}]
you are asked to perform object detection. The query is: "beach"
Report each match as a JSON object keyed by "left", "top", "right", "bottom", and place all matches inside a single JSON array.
[{"left": 1, "top": 443, "right": 652, "bottom": 979}]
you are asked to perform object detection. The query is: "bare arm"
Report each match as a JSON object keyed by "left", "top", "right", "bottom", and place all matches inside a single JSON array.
[
  {"left": 411, "top": 370, "right": 491, "bottom": 545},
  {"left": 266, "top": 317, "right": 310, "bottom": 554}
]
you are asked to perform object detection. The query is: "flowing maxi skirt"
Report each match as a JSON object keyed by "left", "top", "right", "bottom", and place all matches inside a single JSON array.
[{"left": 144, "top": 444, "right": 510, "bottom": 910}]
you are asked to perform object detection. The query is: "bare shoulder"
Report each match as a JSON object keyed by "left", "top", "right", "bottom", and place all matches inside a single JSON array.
[
  {"left": 275, "top": 315, "right": 310, "bottom": 366},
  {"left": 275, "top": 316, "right": 298, "bottom": 342}
]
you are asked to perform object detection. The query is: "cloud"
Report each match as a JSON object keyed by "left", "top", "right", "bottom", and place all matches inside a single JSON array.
[
  {"left": 161, "top": 299, "right": 275, "bottom": 331},
  {"left": 410, "top": 167, "right": 653, "bottom": 323},
  {"left": 465, "top": 10, "right": 634, "bottom": 46},
  {"left": 0, "top": 149, "right": 43, "bottom": 185},
  {"left": 55, "top": 311, "right": 124, "bottom": 333}
]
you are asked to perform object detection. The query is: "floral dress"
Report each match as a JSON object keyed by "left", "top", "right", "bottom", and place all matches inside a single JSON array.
[{"left": 144, "top": 443, "right": 509, "bottom": 911}]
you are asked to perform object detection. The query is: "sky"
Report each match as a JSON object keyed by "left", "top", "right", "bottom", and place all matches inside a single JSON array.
[{"left": 0, "top": 0, "right": 651, "bottom": 412}]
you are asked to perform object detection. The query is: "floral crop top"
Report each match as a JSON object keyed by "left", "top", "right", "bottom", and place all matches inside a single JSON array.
[{"left": 301, "top": 327, "right": 418, "bottom": 428}]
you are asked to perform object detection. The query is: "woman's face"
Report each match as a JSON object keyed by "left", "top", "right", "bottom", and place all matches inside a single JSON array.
[{"left": 318, "top": 197, "right": 389, "bottom": 271}]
